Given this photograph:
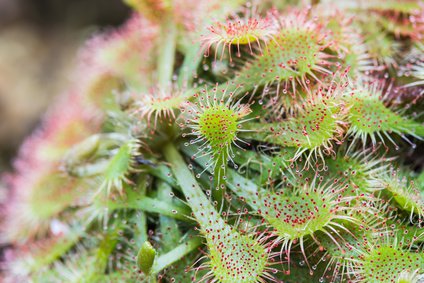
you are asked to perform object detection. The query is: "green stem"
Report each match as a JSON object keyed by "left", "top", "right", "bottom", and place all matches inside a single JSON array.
[
  {"left": 87, "top": 222, "right": 124, "bottom": 282},
  {"left": 141, "top": 163, "right": 177, "bottom": 189},
  {"left": 134, "top": 175, "right": 148, "bottom": 248},
  {"left": 162, "top": 143, "right": 216, "bottom": 226},
  {"left": 182, "top": 144, "right": 261, "bottom": 211},
  {"left": 178, "top": 43, "right": 202, "bottom": 87},
  {"left": 105, "top": 194, "right": 190, "bottom": 221},
  {"left": 157, "top": 17, "right": 177, "bottom": 88},
  {"left": 158, "top": 181, "right": 182, "bottom": 252},
  {"left": 95, "top": 229, "right": 120, "bottom": 269},
  {"left": 177, "top": 143, "right": 226, "bottom": 208},
  {"left": 151, "top": 236, "right": 202, "bottom": 274},
  {"left": 213, "top": 151, "right": 226, "bottom": 210},
  {"left": 136, "top": 211, "right": 148, "bottom": 249}
]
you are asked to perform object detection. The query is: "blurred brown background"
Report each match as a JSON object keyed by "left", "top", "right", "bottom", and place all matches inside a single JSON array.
[{"left": 0, "top": 0, "right": 130, "bottom": 172}]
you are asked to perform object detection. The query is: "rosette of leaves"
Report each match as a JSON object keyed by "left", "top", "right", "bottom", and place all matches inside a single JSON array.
[{"left": 1, "top": 1, "right": 424, "bottom": 283}]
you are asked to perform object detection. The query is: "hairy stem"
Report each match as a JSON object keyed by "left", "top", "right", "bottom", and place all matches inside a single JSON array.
[
  {"left": 163, "top": 143, "right": 217, "bottom": 226},
  {"left": 213, "top": 151, "right": 226, "bottom": 210},
  {"left": 157, "top": 181, "right": 182, "bottom": 251}
]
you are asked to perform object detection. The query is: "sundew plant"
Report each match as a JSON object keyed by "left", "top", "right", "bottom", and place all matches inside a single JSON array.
[{"left": 2, "top": 0, "right": 424, "bottom": 282}]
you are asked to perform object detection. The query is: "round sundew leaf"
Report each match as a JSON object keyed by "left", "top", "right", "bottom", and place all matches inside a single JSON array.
[
  {"left": 201, "top": 14, "right": 278, "bottom": 62},
  {"left": 198, "top": 104, "right": 239, "bottom": 152},
  {"left": 357, "top": 246, "right": 424, "bottom": 283},
  {"left": 245, "top": 98, "right": 344, "bottom": 155},
  {"left": 207, "top": 229, "right": 268, "bottom": 283},
  {"left": 276, "top": 107, "right": 337, "bottom": 149},
  {"left": 182, "top": 91, "right": 252, "bottom": 190},
  {"left": 259, "top": 190, "right": 334, "bottom": 240},
  {"left": 234, "top": 26, "right": 328, "bottom": 92},
  {"left": 347, "top": 96, "right": 421, "bottom": 136},
  {"left": 163, "top": 143, "right": 270, "bottom": 283}
]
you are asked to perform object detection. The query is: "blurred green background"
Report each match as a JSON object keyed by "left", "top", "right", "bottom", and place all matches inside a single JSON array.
[{"left": 0, "top": 0, "right": 130, "bottom": 172}]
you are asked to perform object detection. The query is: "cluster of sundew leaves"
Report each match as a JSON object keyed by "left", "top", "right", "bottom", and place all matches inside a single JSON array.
[{"left": 1, "top": 1, "right": 424, "bottom": 283}]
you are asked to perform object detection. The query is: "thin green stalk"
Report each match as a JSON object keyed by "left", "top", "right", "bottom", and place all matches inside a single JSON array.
[
  {"left": 136, "top": 211, "right": 148, "bottom": 249},
  {"left": 183, "top": 144, "right": 260, "bottom": 210},
  {"left": 157, "top": 17, "right": 177, "bottom": 88},
  {"left": 134, "top": 175, "right": 148, "bottom": 249},
  {"left": 86, "top": 222, "right": 124, "bottom": 282},
  {"left": 105, "top": 194, "right": 190, "bottom": 221},
  {"left": 162, "top": 143, "right": 216, "bottom": 225},
  {"left": 178, "top": 143, "right": 225, "bottom": 207},
  {"left": 157, "top": 181, "right": 182, "bottom": 251},
  {"left": 151, "top": 236, "right": 202, "bottom": 274},
  {"left": 178, "top": 43, "right": 202, "bottom": 87},
  {"left": 141, "top": 163, "right": 177, "bottom": 188},
  {"left": 213, "top": 151, "right": 226, "bottom": 209}
]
